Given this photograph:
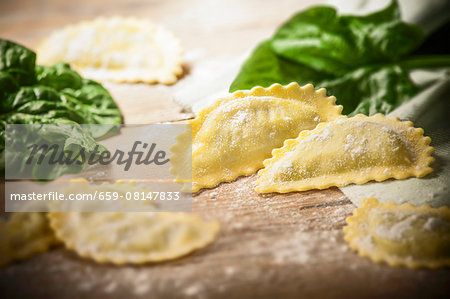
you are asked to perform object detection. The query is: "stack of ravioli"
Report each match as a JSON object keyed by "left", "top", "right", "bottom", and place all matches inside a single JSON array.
[
  {"left": 174, "top": 82, "right": 433, "bottom": 193},
  {"left": 172, "top": 82, "right": 449, "bottom": 269}
]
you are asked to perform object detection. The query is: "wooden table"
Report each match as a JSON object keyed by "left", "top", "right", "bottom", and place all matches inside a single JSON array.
[{"left": 1, "top": 0, "right": 449, "bottom": 298}]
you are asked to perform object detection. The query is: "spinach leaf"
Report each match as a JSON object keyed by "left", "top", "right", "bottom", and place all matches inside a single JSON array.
[
  {"left": 0, "top": 71, "right": 20, "bottom": 101},
  {"left": 230, "top": 41, "right": 327, "bottom": 92},
  {"left": 3, "top": 122, "right": 101, "bottom": 180},
  {"left": 230, "top": 0, "right": 450, "bottom": 116},
  {"left": 36, "top": 62, "right": 82, "bottom": 91},
  {"left": 0, "top": 39, "right": 122, "bottom": 178},
  {"left": 321, "top": 65, "right": 419, "bottom": 115},
  {"left": 271, "top": 2, "right": 424, "bottom": 75},
  {"left": 0, "top": 39, "right": 36, "bottom": 86},
  {"left": 271, "top": 6, "right": 361, "bottom": 75}
]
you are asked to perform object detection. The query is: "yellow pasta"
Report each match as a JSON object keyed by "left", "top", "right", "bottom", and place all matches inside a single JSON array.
[
  {"left": 38, "top": 16, "right": 183, "bottom": 84},
  {"left": 171, "top": 82, "right": 342, "bottom": 192},
  {"left": 256, "top": 114, "right": 434, "bottom": 193},
  {"left": 344, "top": 198, "right": 450, "bottom": 269},
  {"left": 49, "top": 211, "right": 219, "bottom": 264},
  {"left": 0, "top": 213, "right": 59, "bottom": 266}
]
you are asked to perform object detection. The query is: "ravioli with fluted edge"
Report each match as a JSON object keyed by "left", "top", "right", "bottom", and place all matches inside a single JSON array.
[
  {"left": 171, "top": 83, "right": 343, "bottom": 193},
  {"left": 344, "top": 198, "right": 450, "bottom": 268},
  {"left": 48, "top": 212, "right": 220, "bottom": 264},
  {"left": 256, "top": 114, "right": 434, "bottom": 193},
  {"left": 0, "top": 213, "right": 59, "bottom": 266},
  {"left": 37, "top": 16, "right": 183, "bottom": 84}
]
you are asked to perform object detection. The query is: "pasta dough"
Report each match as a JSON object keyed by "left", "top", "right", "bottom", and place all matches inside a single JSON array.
[
  {"left": 37, "top": 16, "right": 183, "bottom": 84},
  {"left": 344, "top": 198, "right": 450, "bottom": 268},
  {"left": 0, "top": 213, "right": 59, "bottom": 266},
  {"left": 171, "top": 83, "right": 342, "bottom": 192},
  {"left": 256, "top": 114, "right": 434, "bottom": 193},
  {"left": 49, "top": 211, "right": 220, "bottom": 264},
  {"left": 49, "top": 180, "right": 219, "bottom": 264}
]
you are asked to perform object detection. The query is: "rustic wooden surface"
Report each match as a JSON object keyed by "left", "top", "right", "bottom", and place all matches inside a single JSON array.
[{"left": 1, "top": 0, "right": 449, "bottom": 298}]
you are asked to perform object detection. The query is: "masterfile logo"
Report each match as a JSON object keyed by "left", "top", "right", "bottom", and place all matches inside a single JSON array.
[{"left": 4, "top": 124, "right": 192, "bottom": 212}]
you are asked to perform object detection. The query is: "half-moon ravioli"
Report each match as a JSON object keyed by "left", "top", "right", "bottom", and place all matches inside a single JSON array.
[
  {"left": 344, "top": 198, "right": 450, "bottom": 269},
  {"left": 171, "top": 83, "right": 342, "bottom": 193},
  {"left": 256, "top": 114, "right": 434, "bottom": 193},
  {"left": 0, "top": 213, "right": 59, "bottom": 266},
  {"left": 48, "top": 212, "right": 220, "bottom": 264},
  {"left": 37, "top": 16, "right": 183, "bottom": 84}
]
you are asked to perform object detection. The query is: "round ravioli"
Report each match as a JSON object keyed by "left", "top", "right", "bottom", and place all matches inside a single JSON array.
[
  {"left": 256, "top": 114, "right": 434, "bottom": 193},
  {"left": 171, "top": 82, "right": 342, "bottom": 192},
  {"left": 48, "top": 212, "right": 220, "bottom": 264},
  {"left": 0, "top": 212, "right": 59, "bottom": 266},
  {"left": 344, "top": 198, "right": 450, "bottom": 268},
  {"left": 37, "top": 16, "right": 183, "bottom": 84}
]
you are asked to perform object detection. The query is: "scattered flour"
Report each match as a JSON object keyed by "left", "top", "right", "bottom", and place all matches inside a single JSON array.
[{"left": 184, "top": 284, "right": 203, "bottom": 297}]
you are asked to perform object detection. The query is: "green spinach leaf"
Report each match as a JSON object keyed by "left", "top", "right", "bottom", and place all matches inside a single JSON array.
[
  {"left": 230, "top": 1, "right": 450, "bottom": 116},
  {"left": 0, "top": 39, "right": 122, "bottom": 178},
  {"left": 230, "top": 41, "right": 327, "bottom": 92},
  {"left": 0, "top": 39, "right": 36, "bottom": 87}
]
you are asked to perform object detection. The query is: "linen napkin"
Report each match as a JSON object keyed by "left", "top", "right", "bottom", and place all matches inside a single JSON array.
[{"left": 341, "top": 74, "right": 450, "bottom": 208}]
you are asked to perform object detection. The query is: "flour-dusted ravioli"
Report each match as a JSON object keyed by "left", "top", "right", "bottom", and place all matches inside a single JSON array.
[
  {"left": 256, "top": 114, "right": 434, "bottom": 193},
  {"left": 172, "top": 83, "right": 342, "bottom": 193},
  {"left": 344, "top": 198, "right": 450, "bottom": 268},
  {"left": 49, "top": 212, "right": 220, "bottom": 264},
  {"left": 37, "top": 16, "right": 183, "bottom": 84},
  {"left": 0, "top": 213, "right": 59, "bottom": 266},
  {"left": 49, "top": 180, "right": 219, "bottom": 264}
]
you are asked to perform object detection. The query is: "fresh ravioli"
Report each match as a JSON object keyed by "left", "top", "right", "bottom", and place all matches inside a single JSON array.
[
  {"left": 256, "top": 114, "right": 434, "bottom": 193},
  {"left": 49, "top": 211, "right": 219, "bottom": 264},
  {"left": 0, "top": 213, "right": 59, "bottom": 266},
  {"left": 344, "top": 198, "right": 450, "bottom": 269},
  {"left": 171, "top": 83, "right": 342, "bottom": 193},
  {"left": 37, "top": 16, "right": 183, "bottom": 84}
]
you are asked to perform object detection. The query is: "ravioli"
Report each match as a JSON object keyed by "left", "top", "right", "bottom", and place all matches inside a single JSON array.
[
  {"left": 0, "top": 213, "right": 59, "bottom": 266},
  {"left": 344, "top": 198, "right": 450, "bottom": 268},
  {"left": 171, "top": 83, "right": 342, "bottom": 192},
  {"left": 256, "top": 114, "right": 434, "bottom": 193},
  {"left": 48, "top": 212, "right": 219, "bottom": 264},
  {"left": 37, "top": 16, "right": 183, "bottom": 84}
]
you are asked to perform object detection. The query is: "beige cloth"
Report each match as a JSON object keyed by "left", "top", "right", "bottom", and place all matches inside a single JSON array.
[{"left": 341, "top": 75, "right": 450, "bottom": 208}]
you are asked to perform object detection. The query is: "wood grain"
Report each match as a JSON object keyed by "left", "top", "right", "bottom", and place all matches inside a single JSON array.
[
  {"left": 1, "top": 0, "right": 449, "bottom": 298},
  {"left": 1, "top": 176, "right": 449, "bottom": 298}
]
